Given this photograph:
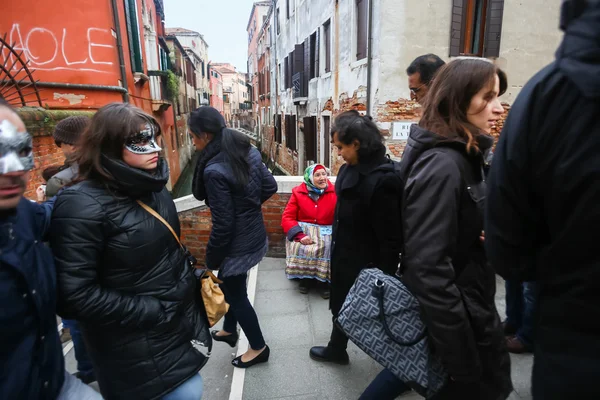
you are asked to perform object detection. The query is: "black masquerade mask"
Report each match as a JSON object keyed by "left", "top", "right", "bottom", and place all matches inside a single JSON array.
[
  {"left": 0, "top": 119, "right": 34, "bottom": 174},
  {"left": 125, "top": 124, "right": 162, "bottom": 155}
]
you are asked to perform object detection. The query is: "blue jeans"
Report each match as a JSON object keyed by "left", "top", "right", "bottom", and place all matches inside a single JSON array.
[
  {"left": 360, "top": 368, "right": 411, "bottom": 399},
  {"left": 162, "top": 373, "right": 203, "bottom": 400},
  {"left": 63, "top": 319, "right": 94, "bottom": 378},
  {"left": 505, "top": 281, "right": 539, "bottom": 347},
  {"left": 57, "top": 370, "right": 102, "bottom": 400},
  {"left": 221, "top": 273, "right": 266, "bottom": 350}
]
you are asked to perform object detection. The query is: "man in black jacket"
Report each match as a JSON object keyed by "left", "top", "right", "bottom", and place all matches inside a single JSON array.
[
  {"left": 0, "top": 101, "right": 101, "bottom": 399},
  {"left": 485, "top": 1, "right": 600, "bottom": 399}
]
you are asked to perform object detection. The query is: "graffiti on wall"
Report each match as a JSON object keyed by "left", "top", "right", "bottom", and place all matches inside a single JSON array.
[{"left": 1, "top": 23, "right": 115, "bottom": 74}]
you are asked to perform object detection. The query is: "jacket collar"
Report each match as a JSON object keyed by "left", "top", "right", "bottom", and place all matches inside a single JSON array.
[
  {"left": 100, "top": 155, "right": 169, "bottom": 198},
  {"left": 339, "top": 154, "right": 388, "bottom": 192}
]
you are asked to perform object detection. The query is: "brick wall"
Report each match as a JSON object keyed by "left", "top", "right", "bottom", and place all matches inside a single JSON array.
[
  {"left": 20, "top": 109, "right": 95, "bottom": 200},
  {"left": 176, "top": 177, "right": 306, "bottom": 262}
]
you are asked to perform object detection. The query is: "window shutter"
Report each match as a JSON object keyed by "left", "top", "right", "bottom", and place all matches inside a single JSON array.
[
  {"left": 291, "top": 115, "right": 297, "bottom": 151},
  {"left": 484, "top": 0, "right": 504, "bottom": 58},
  {"left": 449, "top": 0, "right": 466, "bottom": 57},
  {"left": 324, "top": 21, "right": 331, "bottom": 73},
  {"left": 315, "top": 28, "right": 320, "bottom": 78},
  {"left": 303, "top": 38, "right": 310, "bottom": 94},
  {"left": 356, "top": 0, "right": 368, "bottom": 60},
  {"left": 295, "top": 44, "right": 304, "bottom": 76}
]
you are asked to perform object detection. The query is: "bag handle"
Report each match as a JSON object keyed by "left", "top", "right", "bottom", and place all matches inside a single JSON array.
[
  {"left": 374, "top": 280, "right": 426, "bottom": 347},
  {"left": 136, "top": 200, "right": 223, "bottom": 284}
]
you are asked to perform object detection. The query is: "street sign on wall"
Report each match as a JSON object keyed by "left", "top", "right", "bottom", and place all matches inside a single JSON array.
[{"left": 392, "top": 122, "right": 414, "bottom": 140}]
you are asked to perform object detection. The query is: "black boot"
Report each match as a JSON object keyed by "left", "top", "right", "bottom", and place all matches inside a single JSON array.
[{"left": 309, "top": 345, "right": 349, "bottom": 365}]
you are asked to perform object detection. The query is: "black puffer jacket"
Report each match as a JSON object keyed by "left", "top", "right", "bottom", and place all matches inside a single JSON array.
[
  {"left": 192, "top": 135, "right": 277, "bottom": 273},
  {"left": 399, "top": 125, "right": 512, "bottom": 400},
  {"left": 50, "top": 157, "right": 210, "bottom": 400}
]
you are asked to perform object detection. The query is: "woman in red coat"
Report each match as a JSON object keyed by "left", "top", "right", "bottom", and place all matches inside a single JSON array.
[{"left": 281, "top": 164, "right": 337, "bottom": 298}]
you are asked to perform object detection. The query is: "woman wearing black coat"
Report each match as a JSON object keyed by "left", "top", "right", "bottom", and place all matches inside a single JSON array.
[
  {"left": 361, "top": 59, "right": 513, "bottom": 399},
  {"left": 50, "top": 103, "right": 210, "bottom": 400},
  {"left": 190, "top": 107, "right": 277, "bottom": 369},
  {"left": 309, "top": 110, "right": 403, "bottom": 364}
]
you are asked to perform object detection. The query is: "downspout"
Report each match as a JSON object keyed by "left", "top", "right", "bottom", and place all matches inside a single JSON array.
[
  {"left": 366, "top": 0, "right": 374, "bottom": 116},
  {"left": 110, "top": 0, "right": 130, "bottom": 102}
]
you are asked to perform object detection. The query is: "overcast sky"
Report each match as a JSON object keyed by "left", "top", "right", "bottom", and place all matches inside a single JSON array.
[{"left": 164, "top": 0, "right": 258, "bottom": 72}]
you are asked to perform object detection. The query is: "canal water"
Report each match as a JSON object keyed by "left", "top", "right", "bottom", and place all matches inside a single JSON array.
[{"left": 171, "top": 149, "right": 287, "bottom": 200}]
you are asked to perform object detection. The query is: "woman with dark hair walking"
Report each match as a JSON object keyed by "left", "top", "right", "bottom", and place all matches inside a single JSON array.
[
  {"left": 189, "top": 106, "right": 277, "bottom": 368},
  {"left": 50, "top": 103, "right": 210, "bottom": 400},
  {"left": 309, "top": 110, "right": 403, "bottom": 364},
  {"left": 360, "top": 59, "right": 513, "bottom": 399}
]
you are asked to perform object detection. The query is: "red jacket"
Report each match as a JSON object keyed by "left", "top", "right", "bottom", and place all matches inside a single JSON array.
[{"left": 281, "top": 181, "right": 337, "bottom": 241}]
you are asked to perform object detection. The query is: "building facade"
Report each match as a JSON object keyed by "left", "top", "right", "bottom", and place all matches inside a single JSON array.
[
  {"left": 0, "top": 0, "right": 195, "bottom": 195},
  {"left": 166, "top": 28, "right": 210, "bottom": 107},
  {"left": 208, "top": 65, "right": 225, "bottom": 114},
  {"left": 259, "top": 0, "right": 562, "bottom": 175},
  {"left": 211, "top": 63, "right": 250, "bottom": 128},
  {"left": 247, "top": 1, "right": 272, "bottom": 131}
]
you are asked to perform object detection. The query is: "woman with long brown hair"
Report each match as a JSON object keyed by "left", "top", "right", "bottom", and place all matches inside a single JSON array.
[
  {"left": 360, "top": 59, "right": 512, "bottom": 399},
  {"left": 50, "top": 103, "right": 210, "bottom": 400}
]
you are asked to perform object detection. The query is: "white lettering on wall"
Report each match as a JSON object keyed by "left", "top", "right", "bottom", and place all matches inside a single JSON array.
[{"left": 3, "top": 23, "right": 115, "bottom": 74}]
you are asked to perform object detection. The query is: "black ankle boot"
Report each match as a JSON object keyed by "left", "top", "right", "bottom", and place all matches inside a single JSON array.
[
  {"left": 211, "top": 330, "right": 239, "bottom": 348},
  {"left": 309, "top": 345, "right": 349, "bottom": 365}
]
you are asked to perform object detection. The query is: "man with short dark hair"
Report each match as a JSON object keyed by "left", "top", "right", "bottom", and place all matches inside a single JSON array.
[
  {"left": 0, "top": 101, "right": 101, "bottom": 399},
  {"left": 406, "top": 54, "right": 446, "bottom": 104}
]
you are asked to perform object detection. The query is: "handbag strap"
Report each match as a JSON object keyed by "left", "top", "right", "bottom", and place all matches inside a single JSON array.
[
  {"left": 374, "top": 282, "right": 426, "bottom": 347},
  {"left": 137, "top": 200, "right": 223, "bottom": 284},
  {"left": 137, "top": 200, "right": 183, "bottom": 249}
]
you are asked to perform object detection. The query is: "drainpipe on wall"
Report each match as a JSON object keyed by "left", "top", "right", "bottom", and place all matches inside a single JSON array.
[
  {"left": 366, "top": 0, "right": 374, "bottom": 116},
  {"left": 110, "top": 0, "right": 130, "bottom": 103}
]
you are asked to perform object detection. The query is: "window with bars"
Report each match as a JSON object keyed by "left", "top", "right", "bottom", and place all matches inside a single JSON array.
[
  {"left": 450, "top": 0, "right": 504, "bottom": 57},
  {"left": 323, "top": 20, "right": 331, "bottom": 73},
  {"left": 124, "top": 0, "right": 144, "bottom": 72},
  {"left": 356, "top": 0, "right": 368, "bottom": 60}
]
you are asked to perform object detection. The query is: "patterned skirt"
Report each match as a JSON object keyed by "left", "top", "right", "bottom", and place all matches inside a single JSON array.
[{"left": 285, "top": 222, "right": 332, "bottom": 282}]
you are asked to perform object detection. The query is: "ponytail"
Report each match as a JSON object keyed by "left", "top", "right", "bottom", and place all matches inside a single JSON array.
[{"left": 221, "top": 128, "right": 251, "bottom": 188}]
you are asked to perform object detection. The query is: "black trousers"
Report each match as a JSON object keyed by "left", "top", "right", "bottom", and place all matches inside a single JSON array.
[{"left": 328, "top": 321, "right": 349, "bottom": 351}]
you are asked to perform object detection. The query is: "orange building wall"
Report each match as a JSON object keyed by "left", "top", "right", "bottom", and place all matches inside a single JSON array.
[{"left": 2, "top": 0, "right": 187, "bottom": 195}]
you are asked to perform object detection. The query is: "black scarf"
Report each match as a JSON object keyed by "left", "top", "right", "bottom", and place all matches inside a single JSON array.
[{"left": 192, "top": 134, "right": 222, "bottom": 202}]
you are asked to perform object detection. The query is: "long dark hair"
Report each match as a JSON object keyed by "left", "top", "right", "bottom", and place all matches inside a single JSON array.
[
  {"left": 419, "top": 59, "right": 507, "bottom": 153},
  {"left": 77, "top": 103, "right": 161, "bottom": 182},
  {"left": 188, "top": 108, "right": 251, "bottom": 187},
  {"left": 331, "top": 110, "right": 386, "bottom": 162}
]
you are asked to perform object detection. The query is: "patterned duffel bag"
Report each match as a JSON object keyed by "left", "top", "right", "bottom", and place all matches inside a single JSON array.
[{"left": 336, "top": 268, "right": 448, "bottom": 398}]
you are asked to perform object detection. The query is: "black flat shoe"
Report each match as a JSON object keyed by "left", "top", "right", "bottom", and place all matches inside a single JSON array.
[
  {"left": 232, "top": 345, "right": 270, "bottom": 368},
  {"left": 309, "top": 345, "right": 349, "bottom": 365},
  {"left": 211, "top": 330, "right": 239, "bottom": 348}
]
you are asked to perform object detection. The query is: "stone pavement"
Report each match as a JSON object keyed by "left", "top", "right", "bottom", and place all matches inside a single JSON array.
[
  {"left": 241, "top": 257, "right": 533, "bottom": 400},
  {"left": 64, "top": 257, "right": 534, "bottom": 399}
]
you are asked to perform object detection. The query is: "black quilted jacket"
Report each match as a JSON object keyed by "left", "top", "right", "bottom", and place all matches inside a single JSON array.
[
  {"left": 49, "top": 157, "right": 210, "bottom": 400},
  {"left": 199, "top": 146, "right": 277, "bottom": 270}
]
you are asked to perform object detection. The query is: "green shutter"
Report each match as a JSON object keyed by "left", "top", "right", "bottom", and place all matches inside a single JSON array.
[{"left": 124, "top": 0, "right": 143, "bottom": 72}]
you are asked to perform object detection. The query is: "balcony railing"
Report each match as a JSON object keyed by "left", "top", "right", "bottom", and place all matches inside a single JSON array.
[
  {"left": 292, "top": 72, "right": 306, "bottom": 99},
  {"left": 147, "top": 70, "right": 172, "bottom": 112}
]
